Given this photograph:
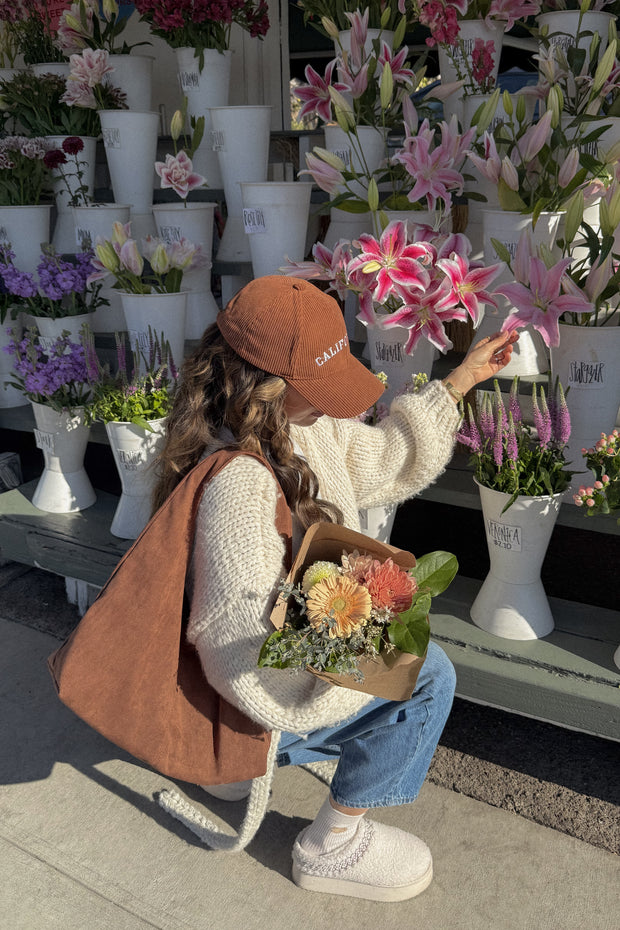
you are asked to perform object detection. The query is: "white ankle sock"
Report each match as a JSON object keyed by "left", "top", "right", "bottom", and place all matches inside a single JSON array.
[{"left": 300, "top": 797, "right": 366, "bottom": 856}]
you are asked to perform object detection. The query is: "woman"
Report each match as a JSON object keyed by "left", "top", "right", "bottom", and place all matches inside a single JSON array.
[{"left": 153, "top": 275, "right": 517, "bottom": 901}]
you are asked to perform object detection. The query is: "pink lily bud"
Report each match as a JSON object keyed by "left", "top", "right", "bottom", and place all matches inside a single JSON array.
[
  {"left": 111, "top": 221, "right": 131, "bottom": 246},
  {"left": 520, "top": 110, "right": 553, "bottom": 163},
  {"left": 500, "top": 156, "right": 519, "bottom": 191},
  {"left": 558, "top": 147, "right": 579, "bottom": 188},
  {"left": 94, "top": 239, "right": 119, "bottom": 273},
  {"left": 119, "top": 239, "right": 144, "bottom": 276}
]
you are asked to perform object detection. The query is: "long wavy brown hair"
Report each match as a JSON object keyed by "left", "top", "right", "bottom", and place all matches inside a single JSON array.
[{"left": 152, "top": 324, "right": 343, "bottom": 528}]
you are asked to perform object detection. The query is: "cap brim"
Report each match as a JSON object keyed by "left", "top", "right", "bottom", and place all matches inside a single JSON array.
[{"left": 287, "top": 354, "right": 385, "bottom": 419}]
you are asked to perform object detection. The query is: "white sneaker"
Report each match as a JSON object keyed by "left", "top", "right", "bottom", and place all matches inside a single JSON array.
[
  {"left": 292, "top": 819, "right": 433, "bottom": 902},
  {"left": 201, "top": 780, "right": 253, "bottom": 801}
]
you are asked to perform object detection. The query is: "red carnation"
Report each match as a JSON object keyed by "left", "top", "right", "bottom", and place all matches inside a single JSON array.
[
  {"left": 62, "top": 136, "right": 85, "bottom": 156},
  {"left": 43, "top": 149, "right": 67, "bottom": 169}
]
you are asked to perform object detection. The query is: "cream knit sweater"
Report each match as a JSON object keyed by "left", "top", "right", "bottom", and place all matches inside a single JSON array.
[{"left": 187, "top": 380, "right": 460, "bottom": 736}]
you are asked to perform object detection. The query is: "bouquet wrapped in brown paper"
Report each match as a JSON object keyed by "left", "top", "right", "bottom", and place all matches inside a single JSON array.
[{"left": 258, "top": 523, "right": 458, "bottom": 702}]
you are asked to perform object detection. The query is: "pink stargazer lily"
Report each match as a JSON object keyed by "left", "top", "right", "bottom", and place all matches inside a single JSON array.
[
  {"left": 343, "top": 9, "right": 368, "bottom": 70},
  {"left": 280, "top": 241, "right": 352, "bottom": 301},
  {"left": 383, "top": 280, "right": 469, "bottom": 353},
  {"left": 294, "top": 62, "right": 349, "bottom": 124},
  {"left": 437, "top": 253, "right": 504, "bottom": 326},
  {"left": 496, "top": 256, "right": 592, "bottom": 346},
  {"left": 378, "top": 42, "right": 414, "bottom": 86},
  {"left": 347, "top": 221, "right": 431, "bottom": 303},
  {"left": 395, "top": 117, "right": 472, "bottom": 211}
]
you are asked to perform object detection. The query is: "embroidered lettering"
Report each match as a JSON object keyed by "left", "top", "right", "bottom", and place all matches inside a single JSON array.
[{"left": 315, "top": 336, "right": 348, "bottom": 366}]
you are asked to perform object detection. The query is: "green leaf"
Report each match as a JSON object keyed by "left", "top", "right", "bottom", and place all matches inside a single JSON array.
[
  {"left": 497, "top": 178, "right": 527, "bottom": 212},
  {"left": 410, "top": 551, "right": 458, "bottom": 597},
  {"left": 387, "top": 596, "right": 431, "bottom": 655},
  {"left": 490, "top": 236, "right": 513, "bottom": 265}
]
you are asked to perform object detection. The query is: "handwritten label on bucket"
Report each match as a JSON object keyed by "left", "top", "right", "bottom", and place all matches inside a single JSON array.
[
  {"left": 34, "top": 430, "right": 55, "bottom": 454},
  {"left": 487, "top": 519, "right": 522, "bottom": 552},
  {"left": 243, "top": 208, "right": 266, "bottom": 234}
]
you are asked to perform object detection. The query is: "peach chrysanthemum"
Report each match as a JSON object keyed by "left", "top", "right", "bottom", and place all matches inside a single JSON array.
[
  {"left": 365, "top": 558, "right": 416, "bottom": 613},
  {"left": 341, "top": 551, "right": 376, "bottom": 585},
  {"left": 306, "top": 575, "right": 372, "bottom": 638}
]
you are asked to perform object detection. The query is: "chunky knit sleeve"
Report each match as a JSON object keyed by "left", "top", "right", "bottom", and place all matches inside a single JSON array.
[
  {"left": 296, "top": 380, "right": 461, "bottom": 513},
  {"left": 187, "top": 456, "right": 374, "bottom": 734}
]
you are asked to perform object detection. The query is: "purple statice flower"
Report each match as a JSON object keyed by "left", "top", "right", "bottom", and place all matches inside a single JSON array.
[
  {"left": 0, "top": 264, "right": 37, "bottom": 298},
  {"left": 479, "top": 392, "right": 495, "bottom": 441},
  {"left": 505, "top": 412, "right": 519, "bottom": 465},
  {"left": 553, "top": 381, "right": 571, "bottom": 446},
  {"left": 493, "top": 410, "right": 504, "bottom": 468},
  {"left": 508, "top": 377, "right": 522, "bottom": 424},
  {"left": 533, "top": 384, "right": 552, "bottom": 448}
]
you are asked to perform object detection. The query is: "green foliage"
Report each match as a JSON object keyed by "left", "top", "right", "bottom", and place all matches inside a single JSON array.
[
  {"left": 0, "top": 72, "right": 101, "bottom": 137},
  {"left": 89, "top": 329, "right": 178, "bottom": 430}
]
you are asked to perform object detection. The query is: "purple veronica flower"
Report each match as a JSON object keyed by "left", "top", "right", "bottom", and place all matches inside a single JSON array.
[
  {"left": 493, "top": 412, "right": 504, "bottom": 468},
  {"left": 479, "top": 392, "right": 495, "bottom": 441},
  {"left": 505, "top": 412, "right": 519, "bottom": 464},
  {"left": 533, "top": 384, "right": 552, "bottom": 448},
  {"left": 554, "top": 381, "right": 571, "bottom": 446},
  {"left": 508, "top": 377, "right": 522, "bottom": 424}
]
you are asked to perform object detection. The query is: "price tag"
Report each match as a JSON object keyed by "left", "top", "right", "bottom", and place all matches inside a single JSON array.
[
  {"left": 34, "top": 429, "right": 55, "bottom": 454},
  {"left": 178, "top": 70, "right": 200, "bottom": 91},
  {"left": 243, "top": 208, "right": 267, "bottom": 234},
  {"left": 487, "top": 520, "right": 522, "bottom": 552},
  {"left": 210, "top": 130, "right": 225, "bottom": 152},
  {"left": 158, "top": 225, "right": 183, "bottom": 244},
  {"left": 102, "top": 127, "right": 121, "bottom": 149},
  {"left": 567, "top": 359, "right": 606, "bottom": 388},
  {"left": 37, "top": 336, "right": 56, "bottom": 354}
]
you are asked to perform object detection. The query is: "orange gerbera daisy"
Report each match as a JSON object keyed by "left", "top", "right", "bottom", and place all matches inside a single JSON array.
[
  {"left": 306, "top": 574, "right": 372, "bottom": 638},
  {"left": 365, "top": 558, "right": 416, "bottom": 613}
]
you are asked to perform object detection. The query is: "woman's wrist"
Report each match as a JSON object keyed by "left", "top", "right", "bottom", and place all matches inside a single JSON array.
[{"left": 442, "top": 365, "right": 476, "bottom": 401}]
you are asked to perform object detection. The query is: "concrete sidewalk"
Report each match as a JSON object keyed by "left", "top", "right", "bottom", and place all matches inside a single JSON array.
[{"left": 1, "top": 615, "right": 618, "bottom": 930}]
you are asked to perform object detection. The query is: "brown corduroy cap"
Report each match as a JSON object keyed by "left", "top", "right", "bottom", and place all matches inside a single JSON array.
[{"left": 216, "top": 276, "right": 385, "bottom": 419}]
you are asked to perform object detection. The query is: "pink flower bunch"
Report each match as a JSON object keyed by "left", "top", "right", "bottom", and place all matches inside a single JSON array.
[
  {"left": 574, "top": 430, "right": 620, "bottom": 519},
  {"left": 391, "top": 115, "right": 475, "bottom": 214},
  {"left": 294, "top": 10, "right": 415, "bottom": 129},
  {"left": 282, "top": 220, "right": 503, "bottom": 354},
  {"left": 61, "top": 48, "right": 127, "bottom": 110},
  {"left": 471, "top": 38, "right": 495, "bottom": 86},
  {"left": 415, "top": 0, "right": 464, "bottom": 47}
]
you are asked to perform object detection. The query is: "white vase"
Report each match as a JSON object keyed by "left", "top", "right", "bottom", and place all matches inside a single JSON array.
[
  {"left": 358, "top": 502, "right": 398, "bottom": 544},
  {"left": 175, "top": 47, "right": 232, "bottom": 190},
  {"left": 152, "top": 202, "right": 218, "bottom": 338},
  {"left": 34, "top": 313, "right": 93, "bottom": 356},
  {"left": 120, "top": 291, "right": 188, "bottom": 376},
  {"left": 322, "top": 123, "right": 387, "bottom": 248},
  {"left": 98, "top": 110, "right": 159, "bottom": 216},
  {"left": 537, "top": 11, "right": 615, "bottom": 60},
  {"left": 0, "top": 315, "right": 28, "bottom": 408},
  {"left": 471, "top": 481, "right": 563, "bottom": 640},
  {"left": 45, "top": 135, "right": 98, "bottom": 254},
  {"left": 0, "top": 205, "right": 52, "bottom": 275},
  {"left": 72, "top": 203, "right": 132, "bottom": 332},
  {"left": 239, "top": 182, "right": 312, "bottom": 278},
  {"left": 30, "top": 401, "right": 96, "bottom": 513},
  {"left": 382, "top": 208, "right": 451, "bottom": 237},
  {"left": 477, "top": 208, "right": 565, "bottom": 376},
  {"left": 105, "top": 417, "right": 166, "bottom": 539},
  {"left": 30, "top": 62, "right": 70, "bottom": 78},
  {"left": 106, "top": 54, "right": 154, "bottom": 111},
  {"left": 210, "top": 105, "right": 272, "bottom": 263},
  {"left": 550, "top": 321, "right": 620, "bottom": 489},
  {"left": 438, "top": 20, "right": 505, "bottom": 125},
  {"left": 364, "top": 313, "right": 436, "bottom": 402}
]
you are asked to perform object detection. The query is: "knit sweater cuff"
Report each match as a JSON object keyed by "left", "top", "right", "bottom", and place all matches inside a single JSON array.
[{"left": 393, "top": 379, "right": 461, "bottom": 429}]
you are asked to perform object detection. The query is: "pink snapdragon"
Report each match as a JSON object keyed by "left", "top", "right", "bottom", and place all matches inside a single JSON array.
[
  {"left": 471, "top": 38, "right": 495, "bottom": 88},
  {"left": 154, "top": 151, "right": 206, "bottom": 199}
]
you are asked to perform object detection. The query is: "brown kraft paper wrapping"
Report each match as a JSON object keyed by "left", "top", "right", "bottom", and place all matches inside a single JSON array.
[{"left": 269, "top": 522, "right": 428, "bottom": 702}]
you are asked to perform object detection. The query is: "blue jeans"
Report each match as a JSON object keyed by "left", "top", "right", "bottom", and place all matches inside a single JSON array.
[{"left": 276, "top": 642, "right": 456, "bottom": 809}]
